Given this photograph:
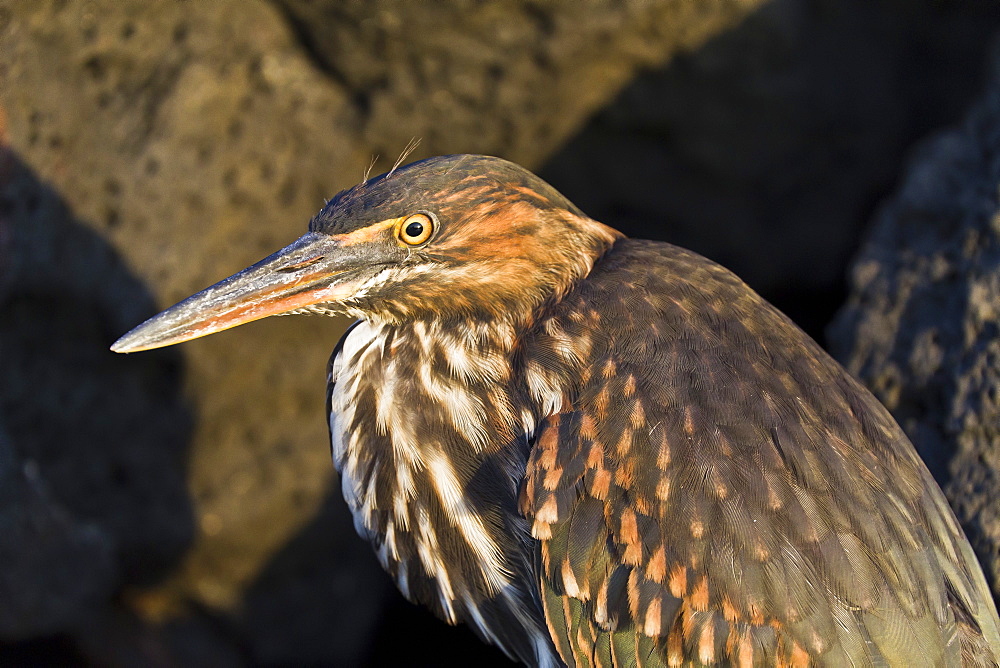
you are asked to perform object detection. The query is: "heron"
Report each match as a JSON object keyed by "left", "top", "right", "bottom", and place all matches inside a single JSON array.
[{"left": 113, "top": 154, "right": 1000, "bottom": 666}]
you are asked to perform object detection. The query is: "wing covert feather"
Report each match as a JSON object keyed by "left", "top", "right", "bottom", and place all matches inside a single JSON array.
[{"left": 520, "top": 240, "right": 1000, "bottom": 667}]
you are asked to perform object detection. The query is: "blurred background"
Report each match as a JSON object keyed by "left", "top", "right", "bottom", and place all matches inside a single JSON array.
[{"left": 2, "top": 0, "right": 1000, "bottom": 665}]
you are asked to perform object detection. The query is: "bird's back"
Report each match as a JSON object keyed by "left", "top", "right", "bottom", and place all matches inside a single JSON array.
[{"left": 520, "top": 238, "right": 1000, "bottom": 666}]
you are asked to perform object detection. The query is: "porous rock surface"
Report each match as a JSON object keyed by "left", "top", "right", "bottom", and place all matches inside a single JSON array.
[{"left": 829, "top": 39, "right": 1000, "bottom": 600}]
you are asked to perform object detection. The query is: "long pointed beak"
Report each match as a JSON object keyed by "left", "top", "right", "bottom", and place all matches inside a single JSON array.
[{"left": 111, "top": 232, "right": 378, "bottom": 353}]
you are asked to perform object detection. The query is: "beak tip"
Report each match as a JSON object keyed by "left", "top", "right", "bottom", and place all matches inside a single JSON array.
[
  {"left": 110, "top": 332, "right": 142, "bottom": 354},
  {"left": 110, "top": 322, "right": 167, "bottom": 354}
]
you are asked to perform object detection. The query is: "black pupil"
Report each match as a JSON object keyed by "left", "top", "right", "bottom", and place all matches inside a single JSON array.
[{"left": 405, "top": 221, "right": 424, "bottom": 238}]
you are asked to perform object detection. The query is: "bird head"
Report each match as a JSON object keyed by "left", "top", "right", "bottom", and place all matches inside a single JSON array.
[{"left": 111, "top": 154, "right": 621, "bottom": 352}]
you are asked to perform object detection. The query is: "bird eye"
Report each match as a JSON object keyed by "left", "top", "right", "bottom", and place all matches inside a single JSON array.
[{"left": 398, "top": 213, "right": 434, "bottom": 246}]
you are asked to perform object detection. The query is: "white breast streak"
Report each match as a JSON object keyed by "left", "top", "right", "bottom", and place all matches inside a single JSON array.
[
  {"left": 375, "top": 356, "right": 420, "bottom": 501},
  {"left": 426, "top": 451, "right": 511, "bottom": 594},
  {"left": 416, "top": 362, "right": 492, "bottom": 452},
  {"left": 330, "top": 321, "right": 386, "bottom": 533},
  {"left": 413, "top": 502, "right": 457, "bottom": 623}
]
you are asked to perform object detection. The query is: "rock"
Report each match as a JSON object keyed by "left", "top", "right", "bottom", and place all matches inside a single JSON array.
[
  {"left": 541, "top": 0, "right": 1000, "bottom": 339},
  {"left": 829, "top": 37, "right": 1000, "bottom": 598},
  {"left": 234, "top": 494, "right": 389, "bottom": 666},
  {"left": 0, "top": 422, "right": 116, "bottom": 640},
  {"left": 274, "top": 0, "right": 758, "bottom": 168},
  {"left": 0, "top": 87, "right": 175, "bottom": 642},
  {"left": 0, "top": 153, "right": 194, "bottom": 586},
  {"left": 0, "top": 141, "right": 192, "bottom": 653}
]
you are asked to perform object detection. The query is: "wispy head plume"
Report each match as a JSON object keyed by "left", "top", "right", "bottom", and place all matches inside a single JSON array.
[
  {"left": 362, "top": 154, "right": 379, "bottom": 184},
  {"left": 388, "top": 138, "right": 421, "bottom": 178}
]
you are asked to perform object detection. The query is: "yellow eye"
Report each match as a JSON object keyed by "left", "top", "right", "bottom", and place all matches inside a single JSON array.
[{"left": 397, "top": 213, "right": 434, "bottom": 246}]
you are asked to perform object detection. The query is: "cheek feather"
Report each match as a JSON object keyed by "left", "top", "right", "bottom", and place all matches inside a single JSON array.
[{"left": 436, "top": 200, "right": 542, "bottom": 254}]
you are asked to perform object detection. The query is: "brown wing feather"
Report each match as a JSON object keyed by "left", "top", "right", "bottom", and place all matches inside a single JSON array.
[{"left": 520, "top": 239, "right": 1000, "bottom": 666}]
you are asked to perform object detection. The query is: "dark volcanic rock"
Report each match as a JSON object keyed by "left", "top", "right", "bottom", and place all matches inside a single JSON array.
[
  {"left": 0, "top": 157, "right": 194, "bottom": 588},
  {"left": 829, "top": 39, "right": 1000, "bottom": 598},
  {"left": 542, "top": 0, "right": 1000, "bottom": 339},
  {"left": 0, "top": 422, "right": 115, "bottom": 640},
  {"left": 273, "top": 0, "right": 756, "bottom": 168},
  {"left": 0, "top": 145, "right": 190, "bottom": 640}
]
